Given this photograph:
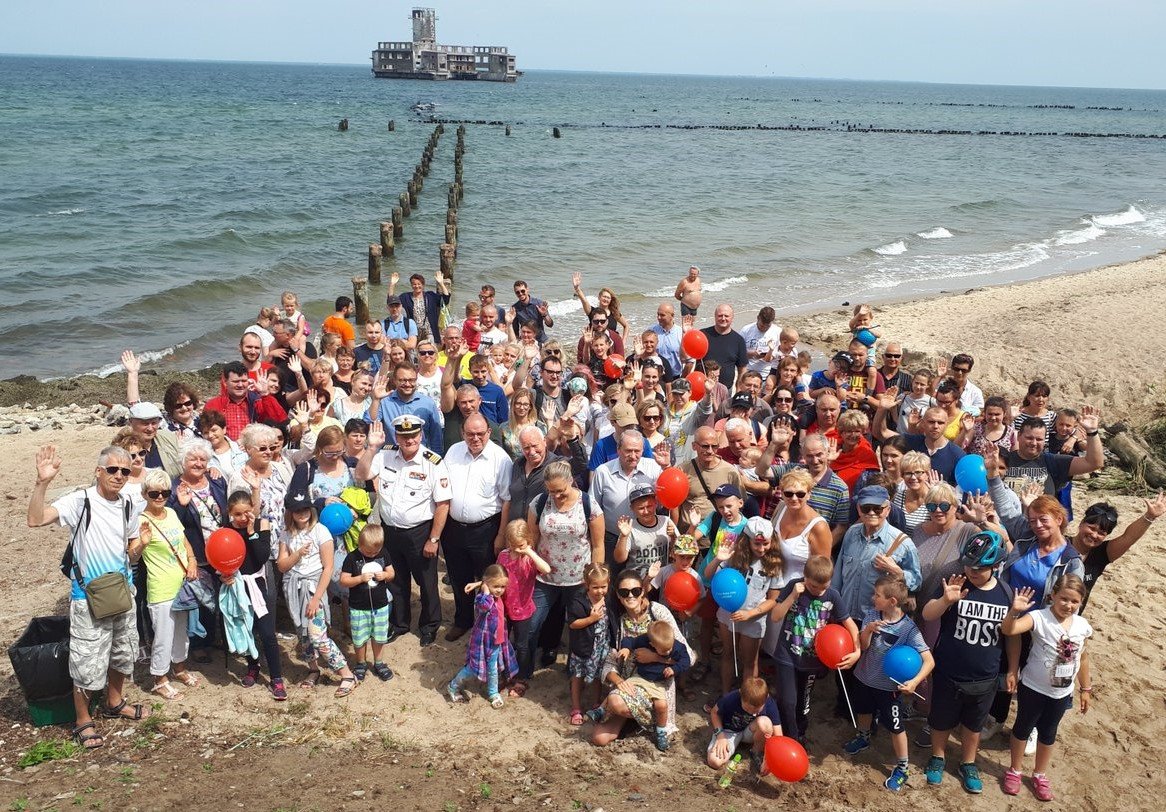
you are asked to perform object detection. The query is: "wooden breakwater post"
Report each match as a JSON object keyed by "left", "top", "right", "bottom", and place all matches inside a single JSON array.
[
  {"left": 352, "top": 276, "right": 369, "bottom": 324},
  {"left": 380, "top": 222, "right": 395, "bottom": 257},
  {"left": 552, "top": 127, "right": 561, "bottom": 138},
  {"left": 447, "top": 184, "right": 459, "bottom": 210},
  {"left": 414, "top": 165, "right": 424, "bottom": 191},
  {"left": 387, "top": 119, "right": 396, "bottom": 132},
  {"left": 368, "top": 243, "right": 383, "bottom": 285},
  {"left": 445, "top": 224, "right": 457, "bottom": 257},
  {"left": 392, "top": 207, "right": 404, "bottom": 240},
  {"left": 407, "top": 180, "right": 418, "bottom": 207},
  {"left": 505, "top": 124, "right": 511, "bottom": 136},
  {"left": 399, "top": 191, "right": 411, "bottom": 217},
  {"left": 439, "top": 243, "right": 456, "bottom": 280}
]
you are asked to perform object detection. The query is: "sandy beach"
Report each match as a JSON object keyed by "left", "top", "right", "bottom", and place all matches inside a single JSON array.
[{"left": 1, "top": 255, "right": 1164, "bottom": 810}]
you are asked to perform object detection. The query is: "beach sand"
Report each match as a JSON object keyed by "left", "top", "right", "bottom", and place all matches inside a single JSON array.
[{"left": 1, "top": 256, "right": 1164, "bottom": 810}]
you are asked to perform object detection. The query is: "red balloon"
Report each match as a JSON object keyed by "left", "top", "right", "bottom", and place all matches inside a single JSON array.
[
  {"left": 655, "top": 467, "right": 690, "bottom": 510},
  {"left": 686, "top": 371, "right": 706, "bottom": 401},
  {"left": 681, "top": 329, "right": 709, "bottom": 360},
  {"left": 206, "top": 528, "right": 246, "bottom": 575},
  {"left": 663, "top": 570, "right": 701, "bottom": 613},
  {"left": 813, "top": 623, "right": 856, "bottom": 670},
  {"left": 603, "top": 354, "right": 625, "bottom": 379},
  {"left": 765, "top": 735, "right": 810, "bottom": 782}
]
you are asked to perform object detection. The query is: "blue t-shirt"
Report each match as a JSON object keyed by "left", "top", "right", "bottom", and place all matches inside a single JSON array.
[
  {"left": 382, "top": 316, "right": 417, "bottom": 342},
  {"left": 854, "top": 610, "right": 928, "bottom": 692},
  {"left": 1008, "top": 544, "right": 1064, "bottom": 605},
  {"left": 467, "top": 380, "right": 509, "bottom": 424},
  {"left": 587, "top": 433, "right": 655, "bottom": 471},
  {"left": 773, "top": 579, "right": 851, "bottom": 669},
  {"left": 716, "top": 691, "right": 781, "bottom": 733},
  {"left": 904, "top": 434, "right": 965, "bottom": 485}
]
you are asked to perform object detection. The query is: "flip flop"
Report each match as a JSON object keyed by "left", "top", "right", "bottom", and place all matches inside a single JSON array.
[
  {"left": 569, "top": 710, "right": 584, "bottom": 726},
  {"left": 151, "top": 682, "right": 184, "bottom": 701},
  {"left": 334, "top": 677, "right": 358, "bottom": 698},
  {"left": 71, "top": 722, "right": 104, "bottom": 751}
]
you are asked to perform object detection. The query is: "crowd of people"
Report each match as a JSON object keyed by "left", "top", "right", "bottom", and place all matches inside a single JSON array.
[{"left": 27, "top": 266, "right": 1163, "bottom": 799}]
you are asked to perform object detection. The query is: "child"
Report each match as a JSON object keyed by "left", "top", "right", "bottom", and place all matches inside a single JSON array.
[
  {"left": 338, "top": 524, "right": 396, "bottom": 682},
  {"left": 848, "top": 303, "right": 882, "bottom": 391},
  {"left": 795, "top": 351, "right": 813, "bottom": 402},
  {"left": 704, "top": 516, "right": 783, "bottom": 697},
  {"left": 281, "top": 290, "right": 310, "bottom": 338},
  {"left": 691, "top": 484, "right": 750, "bottom": 681},
  {"left": 590, "top": 620, "right": 692, "bottom": 751},
  {"left": 770, "top": 555, "right": 859, "bottom": 744},
  {"left": 898, "top": 370, "right": 937, "bottom": 429},
  {"left": 276, "top": 491, "right": 357, "bottom": 698},
  {"left": 651, "top": 534, "right": 705, "bottom": 698},
  {"left": 674, "top": 265, "right": 702, "bottom": 317},
  {"left": 844, "top": 574, "right": 934, "bottom": 792},
  {"left": 461, "top": 300, "right": 482, "bottom": 351},
  {"left": 567, "top": 563, "right": 612, "bottom": 725},
  {"left": 223, "top": 491, "right": 286, "bottom": 700},
  {"left": 496, "top": 519, "right": 551, "bottom": 698},
  {"left": 775, "top": 326, "right": 800, "bottom": 361},
  {"left": 447, "top": 564, "right": 517, "bottom": 708},
  {"left": 707, "top": 676, "right": 782, "bottom": 774},
  {"left": 1049, "top": 408, "right": 1087, "bottom": 521},
  {"left": 1000, "top": 575, "right": 1092, "bottom": 802}
]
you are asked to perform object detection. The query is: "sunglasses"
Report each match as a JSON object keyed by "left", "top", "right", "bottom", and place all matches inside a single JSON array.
[
  {"left": 418, "top": 350, "right": 436, "bottom": 356},
  {"left": 591, "top": 320, "right": 608, "bottom": 326},
  {"left": 952, "top": 367, "right": 971, "bottom": 374},
  {"left": 926, "top": 502, "right": 954, "bottom": 513},
  {"left": 782, "top": 490, "right": 808, "bottom": 499},
  {"left": 544, "top": 349, "right": 562, "bottom": 357},
  {"left": 642, "top": 414, "right": 662, "bottom": 422},
  {"left": 172, "top": 399, "right": 195, "bottom": 409},
  {"left": 694, "top": 442, "right": 718, "bottom": 450},
  {"left": 774, "top": 396, "right": 793, "bottom": 403},
  {"left": 859, "top": 504, "right": 885, "bottom": 515},
  {"left": 617, "top": 586, "right": 644, "bottom": 599},
  {"left": 255, "top": 445, "right": 279, "bottom": 453},
  {"left": 146, "top": 489, "right": 172, "bottom": 500},
  {"left": 321, "top": 449, "right": 345, "bottom": 458},
  {"left": 103, "top": 466, "right": 132, "bottom": 477},
  {"left": 129, "top": 450, "right": 147, "bottom": 460},
  {"left": 883, "top": 353, "right": 902, "bottom": 359}
]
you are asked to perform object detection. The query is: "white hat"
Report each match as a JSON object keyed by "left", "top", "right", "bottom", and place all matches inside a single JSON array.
[{"left": 128, "top": 402, "right": 164, "bottom": 421}]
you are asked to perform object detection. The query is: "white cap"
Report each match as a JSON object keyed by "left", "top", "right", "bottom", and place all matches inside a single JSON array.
[{"left": 128, "top": 402, "right": 164, "bottom": 421}]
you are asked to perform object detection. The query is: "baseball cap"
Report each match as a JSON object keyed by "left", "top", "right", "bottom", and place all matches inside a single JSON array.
[
  {"left": 128, "top": 402, "right": 163, "bottom": 421},
  {"left": 671, "top": 377, "right": 691, "bottom": 393},
  {"left": 831, "top": 351, "right": 854, "bottom": 367},
  {"left": 730, "top": 392, "right": 755, "bottom": 410},
  {"left": 629, "top": 483, "right": 656, "bottom": 503},
  {"left": 744, "top": 516, "right": 773, "bottom": 540},
  {"left": 284, "top": 491, "right": 313, "bottom": 512},
  {"left": 855, "top": 485, "right": 890, "bottom": 505},
  {"left": 610, "top": 403, "right": 637, "bottom": 428},
  {"left": 712, "top": 483, "right": 741, "bottom": 500}
]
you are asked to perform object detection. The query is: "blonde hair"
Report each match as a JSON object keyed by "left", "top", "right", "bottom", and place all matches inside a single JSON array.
[
  {"left": 837, "top": 410, "right": 869, "bottom": 432},
  {"left": 357, "top": 524, "right": 384, "bottom": 552},
  {"left": 483, "top": 563, "right": 508, "bottom": 587},
  {"left": 141, "top": 469, "right": 171, "bottom": 495},
  {"left": 647, "top": 620, "right": 674, "bottom": 650},
  {"left": 504, "top": 519, "right": 529, "bottom": 549},
  {"left": 740, "top": 676, "right": 768, "bottom": 706},
  {"left": 924, "top": 482, "right": 957, "bottom": 505},
  {"left": 779, "top": 468, "right": 815, "bottom": 494},
  {"left": 899, "top": 451, "right": 931, "bottom": 474},
  {"left": 582, "top": 562, "right": 610, "bottom": 585}
]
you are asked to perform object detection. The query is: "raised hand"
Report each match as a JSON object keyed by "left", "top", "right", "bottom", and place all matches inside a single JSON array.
[
  {"left": 926, "top": 469, "right": 942, "bottom": 487},
  {"left": 616, "top": 515, "right": 633, "bottom": 536},
  {"left": 1145, "top": 491, "right": 1166, "bottom": 521},
  {"left": 652, "top": 442, "right": 670, "bottom": 468},
  {"left": 390, "top": 271, "right": 400, "bottom": 287},
  {"left": 571, "top": 272, "right": 582, "bottom": 289},
  {"left": 1079, "top": 404, "right": 1101, "bottom": 434},
  {"left": 685, "top": 506, "right": 704, "bottom": 530},
  {"left": 825, "top": 435, "right": 840, "bottom": 463},
  {"left": 941, "top": 574, "right": 968, "bottom": 603},
  {"left": 1011, "top": 586, "right": 1036, "bottom": 615},
  {"left": 769, "top": 423, "right": 793, "bottom": 450},
  {"left": 289, "top": 403, "right": 310, "bottom": 426},
  {"left": 536, "top": 302, "right": 549, "bottom": 316},
  {"left": 175, "top": 481, "right": 194, "bottom": 507},
  {"left": 792, "top": 581, "right": 805, "bottom": 596},
  {"left": 1019, "top": 481, "right": 1043, "bottom": 510},
  {"left": 875, "top": 390, "right": 898, "bottom": 411},
  {"left": 35, "top": 445, "right": 62, "bottom": 483},
  {"left": 681, "top": 315, "right": 695, "bottom": 332},
  {"left": 372, "top": 370, "right": 391, "bottom": 400},
  {"left": 368, "top": 421, "right": 386, "bottom": 449},
  {"left": 288, "top": 354, "right": 302, "bottom": 375},
  {"left": 120, "top": 350, "right": 140, "bottom": 374},
  {"left": 715, "top": 543, "right": 734, "bottom": 562},
  {"left": 936, "top": 358, "right": 948, "bottom": 377}
]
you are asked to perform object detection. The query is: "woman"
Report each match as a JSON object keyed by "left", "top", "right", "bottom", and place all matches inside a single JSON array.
[
  {"left": 300, "top": 425, "right": 356, "bottom": 506},
  {"left": 198, "top": 409, "right": 244, "bottom": 477},
  {"left": 893, "top": 452, "right": 936, "bottom": 533},
  {"left": 398, "top": 272, "right": 451, "bottom": 342},
  {"left": 162, "top": 383, "right": 202, "bottom": 441},
  {"left": 581, "top": 331, "right": 618, "bottom": 388},
  {"left": 414, "top": 339, "right": 443, "bottom": 405},
  {"left": 310, "top": 357, "right": 337, "bottom": 410},
  {"left": 112, "top": 429, "right": 150, "bottom": 502},
  {"left": 766, "top": 357, "right": 801, "bottom": 410},
  {"left": 386, "top": 339, "right": 408, "bottom": 374},
  {"left": 228, "top": 424, "right": 295, "bottom": 560},
  {"left": 592, "top": 568, "right": 694, "bottom": 746},
  {"left": 501, "top": 388, "right": 545, "bottom": 460},
  {"left": 1069, "top": 494, "right": 1165, "bottom": 612},
  {"left": 572, "top": 272, "right": 629, "bottom": 341},
  {"left": 771, "top": 469, "right": 833, "bottom": 583},
  {"left": 521, "top": 461, "right": 605, "bottom": 692},
  {"left": 328, "top": 369, "right": 373, "bottom": 427},
  {"left": 963, "top": 395, "right": 1016, "bottom": 455},
  {"left": 635, "top": 399, "right": 671, "bottom": 467},
  {"left": 1012, "top": 380, "right": 1055, "bottom": 441},
  {"left": 829, "top": 410, "right": 879, "bottom": 493},
  {"left": 332, "top": 345, "right": 357, "bottom": 394},
  {"left": 934, "top": 378, "right": 967, "bottom": 442}
]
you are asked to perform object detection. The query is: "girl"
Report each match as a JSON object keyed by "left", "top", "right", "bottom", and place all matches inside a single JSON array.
[
  {"left": 567, "top": 563, "right": 612, "bottom": 725},
  {"left": 1001, "top": 575, "right": 1092, "bottom": 801},
  {"left": 276, "top": 491, "right": 356, "bottom": 697},
  {"left": 844, "top": 574, "right": 934, "bottom": 793},
  {"left": 897, "top": 370, "right": 937, "bottom": 429},
  {"left": 281, "top": 290, "right": 310, "bottom": 338},
  {"left": 1013, "top": 380, "right": 1055, "bottom": 441},
  {"left": 964, "top": 395, "right": 1016, "bottom": 456},
  {"left": 133, "top": 470, "right": 199, "bottom": 700},
  {"left": 496, "top": 519, "right": 551, "bottom": 699},
  {"left": 222, "top": 490, "right": 286, "bottom": 700},
  {"left": 704, "top": 516, "right": 783, "bottom": 697},
  {"left": 447, "top": 564, "right": 517, "bottom": 708}
]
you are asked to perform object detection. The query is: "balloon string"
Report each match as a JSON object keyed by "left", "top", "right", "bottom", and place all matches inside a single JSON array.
[
  {"left": 838, "top": 672, "right": 857, "bottom": 728},
  {"left": 731, "top": 620, "right": 739, "bottom": 678}
]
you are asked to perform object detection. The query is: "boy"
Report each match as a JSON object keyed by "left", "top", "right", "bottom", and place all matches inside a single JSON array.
[
  {"left": 674, "top": 265, "right": 703, "bottom": 317},
  {"left": 691, "top": 484, "right": 749, "bottom": 681},
  {"left": 769, "top": 555, "right": 859, "bottom": 743},
  {"left": 613, "top": 621, "right": 692, "bottom": 751},
  {"left": 707, "top": 676, "right": 782, "bottom": 774},
  {"left": 775, "top": 326, "right": 800, "bottom": 362},
  {"left": 615, "top": 484, "right": 677, "bottom": 581},
  {"left": 651, "top": 534, "right": 705, "bottom": 697},
  {"left": 848, "top": 303, "right": 883, "bottom": 392},
  {"left": 338, "top": 525, "right": 396, "bottom": 681}
]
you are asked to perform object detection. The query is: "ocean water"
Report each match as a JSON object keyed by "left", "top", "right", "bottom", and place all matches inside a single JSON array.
[{"left": 1, "top": 55, "right": 1165, "bottom": 379}]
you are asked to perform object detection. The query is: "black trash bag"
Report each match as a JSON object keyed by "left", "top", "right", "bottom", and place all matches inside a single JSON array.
[{"left": 8, "top": 616, "right": 71, "bottom": 701}]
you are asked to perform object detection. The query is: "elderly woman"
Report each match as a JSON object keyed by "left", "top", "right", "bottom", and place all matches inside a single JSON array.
[
  {"left": 328, "top": 369, "right": 373, "bottom": 426},
  {"left": 161, "top": 382, "right": 202, "bottom": 441},
  {"left": 893, "top": 452, "right": 937, "bottom": 533},
  {"left": 502, "top": 388, "right": 545, "bottom": 460},
  {"left": 829, "top": 409, "right": 879, "bottom": 493},
  {"left": 591, "top": 568, "right": 695, "bottom": 746},
  {"left": 332, "top": 345, "right": 357, "bottom": 394},
  {"left": 227, "top": 424, "right": 294, "bottom": 559},
  {"left": 1069, "top": 494, "right": 1165, "bottom": 612}
]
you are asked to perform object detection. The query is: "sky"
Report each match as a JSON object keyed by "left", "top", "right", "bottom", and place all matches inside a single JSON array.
[{"left": 2, "top": 1, "right": 1164, "bottom": 90}]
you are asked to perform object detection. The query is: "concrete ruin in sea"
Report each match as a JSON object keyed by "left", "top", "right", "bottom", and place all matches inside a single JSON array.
[{"left": 371, "top": 8, "right": 519, "bottom": 83}]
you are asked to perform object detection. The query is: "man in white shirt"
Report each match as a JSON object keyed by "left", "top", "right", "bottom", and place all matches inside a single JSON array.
[
  {"left": 740, "top": 306, "right": 780, "bottom": 380},
  {"left": 442, "top": 414, "right": 513, "bottom": 640},
  {"left": 476, "top": 305, "right": 509, "bottom": 350},
  {"left": 945, "top": 353, "right": 985, "bottom": 417},
  {"left": 591, "top": 429, "right": 663, "bottom": 564}
]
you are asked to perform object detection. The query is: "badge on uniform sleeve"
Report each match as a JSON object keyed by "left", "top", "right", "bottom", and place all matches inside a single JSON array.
[{"left": 440, "top": 478, "right": 449, "bottom": 488}]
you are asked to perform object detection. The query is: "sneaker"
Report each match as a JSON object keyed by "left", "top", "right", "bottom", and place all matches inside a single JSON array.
[
  {"left": 884, "top": 764, "right": 909, "bottom": 792},
  {"left": 958, "top": 763, "right": 983, "bottom": 794},
  {"left": 924, "top": 755, "right": 945, "bottom": 785},
  {"left": 270, "top": 679, "right": 287, "bottom": 701},
  {"left": 1031, "top": 773, "right": 1053, "bottom": 802},
  {"left": 584, "top": 706, "right": 605, "bottom": 724},
  {"left": 913, "top": 724, "right": 932, "bottom": 748},
  {"left": 654, "top": 726, "right": 670, "bottom": 752},
  {"left": 1024, "top": 728, "right": 1038, "bottom": 756},
  {"left": 241, "top": 665, "right": 260, "bottom": 688},
  {"left": 1002, "top": 769, "right": 1023, "bottom": 796},
  {"left": 843, "top": 733, "right": 871, "bottom": 756}
]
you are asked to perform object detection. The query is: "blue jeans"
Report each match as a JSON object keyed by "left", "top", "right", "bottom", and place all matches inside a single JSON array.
[
  {"left": 522, "top": 582, "right": 581, "bottom": 680},
  {"left": 451, "top": 648, "right": 502, "bottom": 698}
]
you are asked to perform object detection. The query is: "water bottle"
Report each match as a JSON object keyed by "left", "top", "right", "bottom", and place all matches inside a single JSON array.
[{"left": 717, "top": 753, "right": 743, "bottom": 788}]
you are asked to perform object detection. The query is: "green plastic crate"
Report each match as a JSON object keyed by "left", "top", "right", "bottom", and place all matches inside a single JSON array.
[{"left": 27, "top": 694, "right": 75, "bottom": 728}]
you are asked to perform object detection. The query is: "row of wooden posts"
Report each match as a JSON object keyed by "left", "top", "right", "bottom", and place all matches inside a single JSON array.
[{"left": 351, "top": 123, "right": 468, "bottom": 325}]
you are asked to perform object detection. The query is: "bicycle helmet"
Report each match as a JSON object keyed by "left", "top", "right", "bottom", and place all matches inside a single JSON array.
[{"left": 959, "top": 530, "right": 1006, "bottom": 569}]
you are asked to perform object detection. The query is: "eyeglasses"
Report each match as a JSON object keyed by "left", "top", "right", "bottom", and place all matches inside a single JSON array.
[
  {"left": 146, "top": 489, "right": 172, "bottom": 500},
  {"left": 859, "top": 504, "right": 885, "bottom": 515},
  {"left": 418, "top": 350, "right": 436, "bottom": 356},
  {"left": 782, "top": 490, "right": 808, "bottom": 499},
  {"left": 902, "top": 470, "right": 926, "bottom": 478},
  {"left": 883, "top": 353, "right": 902, "bottom": 359},
  {"left": 694, "top": 442, "right": 718, "bottom": 450},
  {"left": 926, "top": 502, "right": 954, "bottom": 513},
  {"left": 102, "top": 466, "right": 132, "bottom": 477},
  {"left": 129, "top": 450, "right": 147, "bottom": 460},
  {"left": 173, "top": 399, "right": 195, "bottom": 409},
  {"left": 321, "top": 449, "right": 345, "bottom": 458},
  {"left": 617, "top": 586, "right": 644, "bottom": 599},
  {"left": 544, "top": 369, "right": 562, "bottom": 376}
]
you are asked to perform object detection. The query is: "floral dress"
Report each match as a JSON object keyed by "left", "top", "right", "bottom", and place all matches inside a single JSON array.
[{"left": 603, "top": 601, "right": 693, "bottom": 732}]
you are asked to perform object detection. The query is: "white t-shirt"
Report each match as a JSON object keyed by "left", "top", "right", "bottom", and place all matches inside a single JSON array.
[
  {"left": 477, "top": 327, "right": 508, "bottom": 350},
  {"left": 54, "top": 486, "right": 143, "bottom": 601},
  {"left": 740, "top": 322, "right": 780, "bottom": 377},
  {"left": 416, "top": 369, "right": 443, "bottom": 418},
  {"left": 1020, "top": 608, "right": 1092, "bottom": 699},
  {"left": 284, "top": 522, "right": 332, "bottom": 579}
]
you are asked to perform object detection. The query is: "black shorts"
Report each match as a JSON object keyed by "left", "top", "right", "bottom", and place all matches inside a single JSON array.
[
  {"left": 853, "top": 679, "right": 905, "bottom": 734},
  {"left": 927, "top": 672, "right": 996, "bottom": 733},
  {"left": 1011, "top": 683, "right": 1073, "bottom": 747}
]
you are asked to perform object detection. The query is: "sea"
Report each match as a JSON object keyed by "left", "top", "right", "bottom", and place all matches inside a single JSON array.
[{"left": 2, "top": 54, "right": 1165, "bottom": 380}]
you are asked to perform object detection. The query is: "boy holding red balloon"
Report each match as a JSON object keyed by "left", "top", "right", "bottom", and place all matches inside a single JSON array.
[{"left": 652, "top": 534, "right": 705, "bottom": 697}]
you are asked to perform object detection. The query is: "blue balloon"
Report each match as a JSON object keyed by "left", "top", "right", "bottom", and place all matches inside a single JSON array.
[
  {"left": 710, "top": 567, "right": 748, "bottom": 613},
  {"left": 319, "top": 503, "right": 355, "bottom": 537},
  {"left": 954, "top": 454, "right": 989, "bottom": 495},
  {"left": 883, "top": 645, "right": 923, "bottom": 685}
]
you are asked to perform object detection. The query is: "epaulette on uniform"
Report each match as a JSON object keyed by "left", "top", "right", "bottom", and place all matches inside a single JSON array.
[
  {"left": 422, "top": 449, "right": 442, "bottom": 464},
  {"left": 386, "top": 444, "right": 400, "bottom": 452}
]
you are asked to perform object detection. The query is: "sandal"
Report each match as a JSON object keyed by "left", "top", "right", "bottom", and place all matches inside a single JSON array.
[
  {"left": 102, "top": 698, "right": 150, "bottom": 721},
  {"left": 507, "top": 680, "right": 528, "bottom": 698},
  {"left": 569, "top": 709, "right": 585, "bottom": 726},
  {"left": 71, "top": 722, "right": 104, "bottom": 751},
  {"left": 334, "top": 677, "right": 358, "bottom": 698},
  {"left": 173, "top": 671, "right": 201, "bottom": 689},
  {"left": 151, "top": 681, "right": 184, "bottom": 701},
  {"left": 372, "top": 662, "right": 394, "bottom": 682},
  {"left": 353, "top": 662, "right": 368, "bottom": 682},
  {"left": 299, "top": 670, "right": 321, "bottom": 689}
]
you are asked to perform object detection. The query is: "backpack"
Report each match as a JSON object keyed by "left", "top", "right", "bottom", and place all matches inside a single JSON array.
[
  {"left": 58, "top": 490, "right": 133, "bottom": 579},
  {"left": 533, "top": 489, "right": 592, "bottom": 524}
]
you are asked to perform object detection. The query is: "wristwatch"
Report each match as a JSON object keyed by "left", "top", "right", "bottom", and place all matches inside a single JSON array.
[{"left": 426, "top": 537, "right": 440, "bottom": 544}]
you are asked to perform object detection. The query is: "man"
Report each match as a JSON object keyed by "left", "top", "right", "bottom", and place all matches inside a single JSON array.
[
  {"left": 874, "top": 398, "right": 966, "bottom": 485},
  {"left": 321, "top": 296, "right": 356, "bottom": 350},
  {"left": 663, "top": 377, "right": 713, "bottom": 466},
  {"left": 269, "top": 318, "right": 318, "bottom": 394},
  {"left": 832, "top": 485, "right": 920, "bottom": 621},
  {"left": 477, "top": 305, "right": 509, "bottom": 350},
  {"left": 440, "top": 380, "right": 506, "bottom": 453},
  {"left": 367, "top": 363, "right": 443, "bottom": 451},
  {"left": 533, "top": 353, "right": 569, "bottom": 426},
  {"left": 1003, "top": 408, "right": 1103, "bottom": 496},
  {"left": 650, "top": 303, "right": 683, "bottom": 378},
  {"left": 509, "top": 279, "right": 554, "bottom": 342},
  {"left": 757, "top": 431, "right": 851, "bottom": 546},
  {"left": 679, "top": 426, "right": 748, "bottom": 532},
  {"left": 877, "top": 342, "right": 912, "bottom": 394},
  {"left": 741, "top": 306, "right": 780, "bottom": 381},
  {"left": 674, "top": 264, "right": 702, "bottom": 316},
  {"left": 354, "top": 320, "right": 388, "bottom": 374},
  {"left": 509, "top": 424, "right": 588, "bottom": 517},
  {"left": 355, "top": 416, "right": 451, "bottom": 647},
  {"left": 462, "top": 353, "right": 508, "bottom": 424},
  {"left": 800, "top": 393, "right": 842, "bottom": 444},
  {"left": 442, "top": 414, "right": 513, "bottom": 641},
  {"left": 436, "top": 326, "right": 464, "bottom": 371},
  {"left": 943, "top": 353, "right": 985, "bottom": 417},
  {"left": 700, "top": 304, "right": 747, "bottom": 391},
  {"left": 587, "top": 402, "right": 654, "bottom": 471},
  {"left": 382, "top": 298, "right": 418, "bottom": 350},
  {"left": 574, "top": 307, "right": 625, "bottom": 359},
  {"left": 238, "top": 331, "right": 272, "bottom": 382},
  {"left": 735, "top": 371, "right": 773, "bottom": 423},
  {"left": 592, "top": 429, "right": 663, "bottom": 563},
  {"left": 203, "top": 361, "right": 287, "bottom": 441},
  {"left": 28, "top": 444, "right": 151, "bottom": 747},
  {"left": 478, "top": 284, "right": 507, "bottom": 329},
  {"left": 125, "top": 402, "right": 181, "bottom": 477}
]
